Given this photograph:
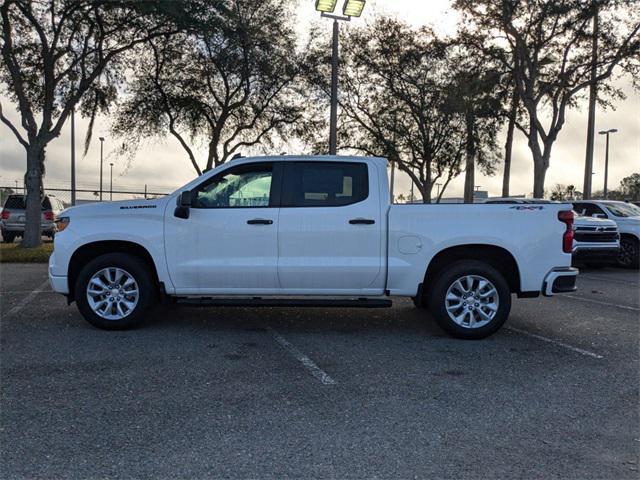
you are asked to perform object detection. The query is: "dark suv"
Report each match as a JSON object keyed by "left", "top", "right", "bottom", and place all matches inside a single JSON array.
[{"left": 1, "top": 194, "right": 66, "bottom": 243}]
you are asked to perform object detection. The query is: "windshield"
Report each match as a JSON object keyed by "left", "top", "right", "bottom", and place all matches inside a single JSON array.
[{"left": 604, "top": 202, "right": 640, "bottom": 218}]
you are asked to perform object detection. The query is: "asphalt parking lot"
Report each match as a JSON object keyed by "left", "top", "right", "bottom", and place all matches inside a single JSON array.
[{"left": 1, "top": 264, "right": 639, "bottom": 479}]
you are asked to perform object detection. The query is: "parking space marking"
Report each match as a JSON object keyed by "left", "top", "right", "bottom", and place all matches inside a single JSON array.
[
  {"left": 506, "top": 327, "right": 603, "bottom": 359},
  {"left": 3, "top": 279, "right": 50, "bottom": 318},
  {"left": 267, "top": 327, "right": 336, "bottom": 385},
  {"left": 563, "top": 294, "right": 640, "bottom": 312}
]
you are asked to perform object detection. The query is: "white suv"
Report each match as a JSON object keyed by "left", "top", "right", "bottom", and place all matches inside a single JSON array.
[{"left": 572, "top": 200, "right": 640, "bottom": 269}]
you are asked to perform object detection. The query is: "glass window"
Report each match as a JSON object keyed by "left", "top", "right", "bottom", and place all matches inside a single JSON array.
[
  {"left": 282, "top": 162, "right": 368, "bottom": 207},
  {"left": 604, "top": 202, "right": 640, "bottom": 218},
  {"left": 194, "top": 163, "right": 273, "bottom": 208},
  {"left": 573, "top": 203, "right": 606, "bottom": 217}
]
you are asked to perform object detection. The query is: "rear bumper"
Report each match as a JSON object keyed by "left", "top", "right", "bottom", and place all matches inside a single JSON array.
[
  {"left": 542, "top": 267, "right": 578, "bottom": 297},
  {"left": 1, "top": 222, "right": 55, "bottom": 233}
]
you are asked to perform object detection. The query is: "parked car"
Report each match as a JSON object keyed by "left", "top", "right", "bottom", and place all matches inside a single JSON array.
[
  {"left": 572, "top": 200, "right": 640, "bottom": 269},
  {"left": 49, "top": 155, "right": 578, "bottom": 339},
  {"left": 484, "top": 198, "right": 620, "bottom": 267},
  {"left": 1, "top": 194, "right": 65, "bottom": 243}
]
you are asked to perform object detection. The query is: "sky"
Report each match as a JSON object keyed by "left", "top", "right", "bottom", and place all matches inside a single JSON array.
[{"left": 0, "top": 0, "right": 638, "bottom": 199}]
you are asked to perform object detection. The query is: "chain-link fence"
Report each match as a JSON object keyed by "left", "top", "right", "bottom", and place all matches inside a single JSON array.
[{"left": 0, "top": 184, "right": 173, "bottom": 208}]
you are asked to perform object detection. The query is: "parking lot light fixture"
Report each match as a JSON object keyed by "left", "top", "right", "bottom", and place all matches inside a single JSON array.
[
  {"left": 315, "top": 0, "right": 337, "bottom": 13},
  {"left": 598, "top": 128, "right": 618, "bottom": 199},
  {"left": 343, "top": 0, "right": 366, "bottom": 18}
]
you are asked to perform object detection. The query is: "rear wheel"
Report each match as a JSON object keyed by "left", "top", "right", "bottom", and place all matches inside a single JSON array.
[
  {"left": 428, "top": 260, "right": 511, "bottom": 340},
  {"left": 618, "top": 236, "right": 639, "bottom": 269},
  {"left": 75, "top": 253, "right": 157, "bottom": 330},
  {"left": 2, "top": 231, "right": 15, "bottom": 243}
]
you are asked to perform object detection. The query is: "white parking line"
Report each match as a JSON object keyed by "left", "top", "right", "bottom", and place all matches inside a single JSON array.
[
  {"left": 506, "top": 326, "right": 603, "bottom": 359},
  {"left": 563, "top": 294, "right": 640, "bottom": 312},
  {"left": 267, "top": 327, "right": 336, "bottom": 385},
  {"left": 3, "top": 279, "right": 50, "bottom": 318}
]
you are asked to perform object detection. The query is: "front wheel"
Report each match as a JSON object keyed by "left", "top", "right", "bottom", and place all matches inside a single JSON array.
[
  {"left": 2, "top": 231, "right": 15, "bottom": 243},
  {"left": 75, "top": 253, "right": 157, "bottom": 330},
  {"left": 428, "top": 260, "right": 511, "bottom": 340},
  {"left": 618, "top": 237, "right": 639, "bottom": 270}
]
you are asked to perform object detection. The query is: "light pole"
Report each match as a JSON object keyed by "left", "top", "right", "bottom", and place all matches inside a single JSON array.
[
  {"left": 99, "top": 137, "right": 105, "bottom": 202},
  {"left": 599, "top": 128, "right": 618, "bottom": 199},
  {"left": 315, "top": 0, "right": 367, "bottom": 155},
  {"left": 109, "top": 163, "right": 114, "bottom": 201},
  {"left": 71, "top": 106, "right": 76, "bottom": 206},
  {"left": 583, "top": 1, "right": 600, "bottom": 199}
]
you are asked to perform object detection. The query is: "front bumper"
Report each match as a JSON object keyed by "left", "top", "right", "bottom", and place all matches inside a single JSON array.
[
  {"left": 48, "top": 254, "right": 69, "bottom": 294},
  {"left": 572, "top": 246, "right": 619, "bottom": 263},
  {"left": 542, "top": 267, "right": 578, "bottom": 297}
]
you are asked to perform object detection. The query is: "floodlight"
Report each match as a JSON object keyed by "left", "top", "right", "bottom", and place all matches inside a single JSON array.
[
  {"left": 343, "top": 0, "right": 366, "bottom": 17},
  {"left": 315, "top": 0, "right": 337, "bottom": 13}
]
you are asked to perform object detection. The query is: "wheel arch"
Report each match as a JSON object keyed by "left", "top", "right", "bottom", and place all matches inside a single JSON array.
[
  {"left": 68, "top": 240, "right": 160, "bottom": 301},
  {"left": 421, "top": 244, "right": 521, "bottom": 300}
]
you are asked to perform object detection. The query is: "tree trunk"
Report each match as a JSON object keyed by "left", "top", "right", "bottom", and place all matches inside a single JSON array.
[
  {"left": 22, "top": 146, "right": 44, "bottom": 248},
  {"left": 421, "top": 183, "right": 432, "bottom": 204},
  {"left": 532, "top": 159, "right": 547, "bottom": 199},
  {"left": 502, "top": 86, "right": 518, "bottom": 197},
  {"left": 463, "top": 111, "right": 476, "bottom": 204}
]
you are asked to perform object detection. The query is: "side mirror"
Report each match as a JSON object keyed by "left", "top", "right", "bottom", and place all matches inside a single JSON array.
[
  {"left": 174, "top": 191, "right": 192, "bottom": 219},
  {"left": 592, "top": 213, "right": 606, "bottom": 219}
]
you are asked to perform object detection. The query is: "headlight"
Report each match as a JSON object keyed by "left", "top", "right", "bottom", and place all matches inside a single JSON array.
[{"left": 55, "top": 217, "right": 70, "bottom": 232}]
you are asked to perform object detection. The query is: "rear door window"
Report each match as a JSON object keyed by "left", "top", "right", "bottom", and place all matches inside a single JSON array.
[{"left": 281, "top": 162, "right": 368, "bottom": 207}]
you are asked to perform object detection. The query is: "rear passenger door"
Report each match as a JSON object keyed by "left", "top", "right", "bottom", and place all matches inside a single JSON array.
[{"left": 277, "top": 161, "right": 384, "bottom": 294}]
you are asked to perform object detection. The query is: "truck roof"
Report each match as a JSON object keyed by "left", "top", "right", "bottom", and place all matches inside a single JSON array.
[{"left": 230, "top": 154, "right": 387, "bottom": 164}]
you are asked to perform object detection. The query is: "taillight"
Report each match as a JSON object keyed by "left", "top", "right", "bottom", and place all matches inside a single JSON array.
[
  {"left": 43, "top": 210, "right": 54, "bottom": 221},
  {"left": 1, "top": 209, "right": 9, "bottom": 220},
  {"left": 558, "top": 210, "right": 574, "bottom": 253}
]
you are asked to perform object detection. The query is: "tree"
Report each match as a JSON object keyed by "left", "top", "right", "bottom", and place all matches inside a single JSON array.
[
  {"left": 549, "top": 183, "right": 582, "bottom": 201},
  {"left": 304, "top": 19, "right": 469, "bottom": 203},
  {"left": 455, "top": 0, "right": 640, "bottom": 198},
  {"left": 112, "top": 0, "right": 306, "bottom": 175},
  {"left": 0, "top": 0, "right": 206, "bottom": 247},
  {"left": 619, "top": 173, "right": 640, "bottom": 200},
  {"left": 446, "top": 43, "right": 503, "bottom": 203}
]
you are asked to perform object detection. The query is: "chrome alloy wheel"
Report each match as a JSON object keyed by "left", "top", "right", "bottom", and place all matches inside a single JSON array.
[
  {"left": 86, "top": 267, "right": 139, "bottom": 320},
  {"left": 444, "top": 275, "right": 499, "bottom": 329}
]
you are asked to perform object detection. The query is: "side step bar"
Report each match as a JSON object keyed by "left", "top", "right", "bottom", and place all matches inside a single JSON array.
[{"left": 176, "top": 297, "right": 393, "bottom": 308}]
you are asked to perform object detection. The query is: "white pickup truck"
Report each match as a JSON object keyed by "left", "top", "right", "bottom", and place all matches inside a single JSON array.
[{"left": 49, "top": 156, "right": 578, "bottom": 339}]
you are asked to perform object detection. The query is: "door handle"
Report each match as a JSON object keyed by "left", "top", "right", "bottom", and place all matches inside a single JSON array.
[
  {"left": 349, "top": 218, "right": 375, "bottom": 225},
  {"left": 247, "top": 219, "right": 273, "bottom": 225}
]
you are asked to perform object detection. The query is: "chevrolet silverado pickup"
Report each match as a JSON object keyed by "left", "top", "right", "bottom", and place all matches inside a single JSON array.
[{"left": 49, "top": 155, "right": 578, "bottom": 339}]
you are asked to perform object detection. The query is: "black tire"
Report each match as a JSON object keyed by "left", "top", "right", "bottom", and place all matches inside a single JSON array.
[
  {"left": 618, "top": 236, "right": 639, "bottom": 270},
  {"left": 75, "top": 253, "right": 157, "bottom": 330},
  {"left": 412, "top": 295, "right": 426, "bottom": 309},
  {"left": 428, "top": 260, "right": 511, "bottom": 340},
  {"left": 2, "top": 231, "right": 15, "bottom": 243}
]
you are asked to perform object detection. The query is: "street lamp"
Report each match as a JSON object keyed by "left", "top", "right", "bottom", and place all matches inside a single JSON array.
[
  {"left": 598, "top": 128, "right": 618, "bottom": 199},
  {"left": 315, "top": 0, "right": 367, "bottom": 155},
  {"left": 109, "top": 163, "right": 114, "bottom": 201},
  {"left": 99, "top": 137, "right": 105, "bottom": 202}
]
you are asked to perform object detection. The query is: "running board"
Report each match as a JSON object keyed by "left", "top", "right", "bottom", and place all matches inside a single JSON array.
[{"left": 176, "top": 297, "right": 393, "bottom": 308}]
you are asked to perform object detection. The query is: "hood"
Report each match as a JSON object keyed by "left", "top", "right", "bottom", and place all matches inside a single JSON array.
[
  {"left": 573, "top": 215, "right": 617, "bottom": 228},
  {"left": 59, "top": 197, "right": 169, "bottom": 217},
  {"left": 612, "top": 216, "right": 640, "bottom": 225}
]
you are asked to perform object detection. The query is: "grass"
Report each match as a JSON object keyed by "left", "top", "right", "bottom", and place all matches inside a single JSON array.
[{"left": 0, "top": 242, "right": 53, "bottom": 263}]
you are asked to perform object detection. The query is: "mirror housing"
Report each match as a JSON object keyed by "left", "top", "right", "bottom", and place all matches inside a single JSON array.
[{"left": 174, "top": 191, "right": 192, "bottom": 219}]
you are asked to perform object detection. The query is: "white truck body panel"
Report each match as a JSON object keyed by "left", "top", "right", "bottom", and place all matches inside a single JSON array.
[{"left": 49, "top": 155, "right": 574, "bottom": 300}]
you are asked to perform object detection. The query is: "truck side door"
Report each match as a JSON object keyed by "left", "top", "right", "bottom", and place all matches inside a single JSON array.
[
  {"left": 164, "top": 162, "right": 282, "bottom": 294},
  {"left": 276, "top": 161, "right": 384, "bottom": 294}
]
